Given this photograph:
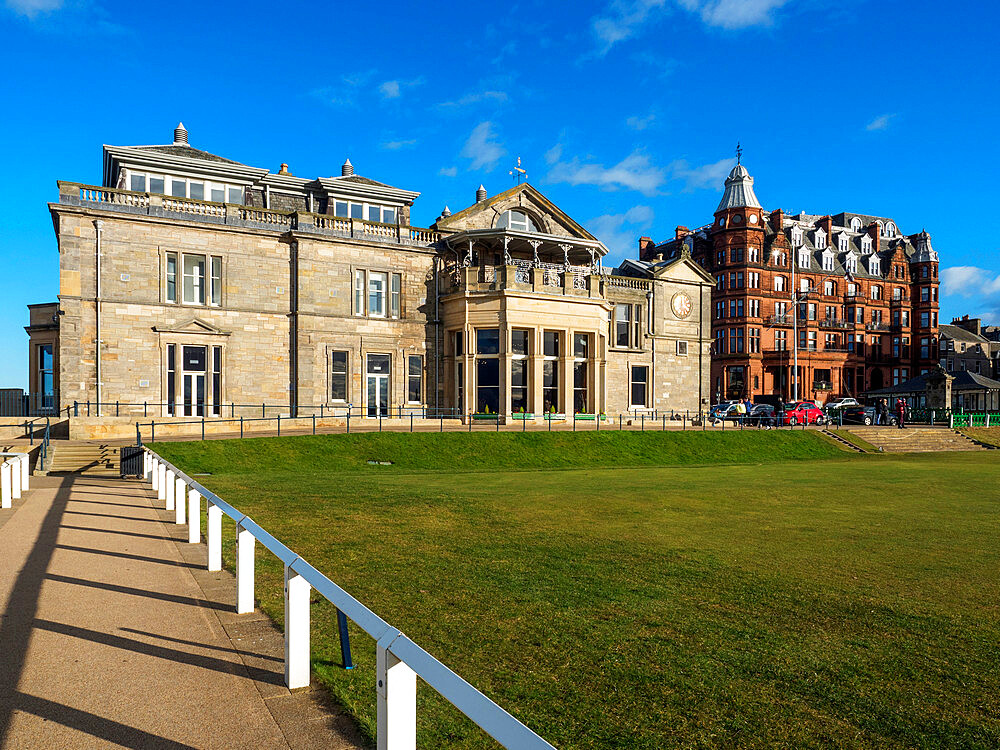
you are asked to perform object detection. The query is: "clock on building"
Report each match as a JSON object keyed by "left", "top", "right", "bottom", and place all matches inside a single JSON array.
[{"left": 671, "top": 292, "right": 693, "bottom": 318}]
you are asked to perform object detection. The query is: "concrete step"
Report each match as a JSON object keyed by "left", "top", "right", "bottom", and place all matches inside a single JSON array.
[
  {"left": 844, "top": 427, "right": 986, "bottom": 452},
  {"left": 40, "top": 444, "right": 121, "bottom": 475}
]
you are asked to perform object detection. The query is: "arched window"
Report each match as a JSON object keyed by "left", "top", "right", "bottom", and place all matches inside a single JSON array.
[
  {"left": 497, "top": 210, "right": 539, "bottom": 232},
  {"left": 885, "top": 222, "right": 896, "bottom": 237},
  {"left": 850, "top": 217, "right": 863, "bottom": 231}
]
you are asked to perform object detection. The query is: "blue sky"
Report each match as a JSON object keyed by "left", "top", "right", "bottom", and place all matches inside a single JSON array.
[{"left": 1, "top": 0, "right": 997, "bottom": 388}]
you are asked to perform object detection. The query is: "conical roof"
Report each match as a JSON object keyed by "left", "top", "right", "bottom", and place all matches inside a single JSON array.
[{"left": 716, "top": 163, "right": 761, "bottom": 212}]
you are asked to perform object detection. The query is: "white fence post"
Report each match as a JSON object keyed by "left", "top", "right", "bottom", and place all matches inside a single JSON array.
[
  {"left": 20, "top": 455, "right": 29, "bottom": 492},
  {"left": 12, "top": 458, "right": 22, "bottom": 500},
  {"left": 188, "top": 489, "right": 200, "bottom": 544},
  {"left": 174, "top": 476, "right": 186, "bottom": 525},
  {"left": 1, "top": 461, "right": 10, "bottom": 509},
  {"left": 236, "top": 524, "right": 255, "bottom": 614},
  {"left": 165, "top": 469, "right": 175, "bottom": 511},
  {"left": 284, "top": 566, "right": 311, "bottom": 690},
  {"left": 151, "top": 457, "right": 158, "bottom": 490},
  {"left": 377, "top": 634, "right": 417, "bottom": 750},
  {"left": 143, "top": 451, "right": 151, "bottom": 480},
  {"left": 158, "top": 464, "right": 167, "bottom": 503},
  {"left": 207, "top": 502, "right": 222, "bottom": 571}
]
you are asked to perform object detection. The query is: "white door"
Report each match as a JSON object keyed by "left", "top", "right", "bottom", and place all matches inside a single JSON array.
[{"left": 366, "top": 354, "right": 390, "bottom": 417}]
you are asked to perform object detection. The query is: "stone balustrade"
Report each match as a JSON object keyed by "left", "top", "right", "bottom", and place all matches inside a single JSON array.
[
  {"left": 57, "top": 182, "right": 442, "bottom": 247},
  {"left": 444, "top": 263, "right": 647, "bottom": 301}
]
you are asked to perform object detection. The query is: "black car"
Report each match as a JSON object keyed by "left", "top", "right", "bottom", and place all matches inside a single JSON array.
[
  {"left": 747, "top": 403, "right": 776, "bottom": 427},
  {"left": 840, "top": 405, "right": 897, "bottom": 426}
]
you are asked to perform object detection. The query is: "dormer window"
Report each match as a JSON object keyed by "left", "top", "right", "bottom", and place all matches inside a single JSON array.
[
  {"left": 498, "top": 210, "right": 539, "bottom": 232},
  {"left": 838, "top": 234, "right": 849, "bottom": 252},
  {"left": 861, "top": 236, "right": 872, "bottom": 254},
  {"left": 791, "top": 228, "right": 803, "bottom": 246},
  {"left": 798, "top": 249, "right": 810, "bottom": 269},
  {"left": 850, "top": 217, "right": 863, "bottom": 231},
  {"left": 845, "top": 254, "right": 858, "bottom": 274},
  {"left": 821, "top": 250, "right": 834, "bottom": 272},
  {"left": 885, "top": 222, "right": 897, "bottom": 237},
  {"left": 869, "top": 257, "right": 881, "bottom": 275},
  {"left": 814, "top": 231, "right": 827, "bottom": 250}
]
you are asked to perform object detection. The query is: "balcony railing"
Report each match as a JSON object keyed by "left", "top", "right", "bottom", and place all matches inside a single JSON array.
[
  {"left": 447, "top": 262, "right": 604, "bottom": 297},
  {"left": 812, "top": 380, "right": 833, "bottom": 391},
  {"left": 819, "top": 318, "right": 852, "bottom": 329},
  {"left": 866, "top": 322, "right": 890, "bottom": 332},
  {"left": 765, "top": 314, "right": 792, "bottom": 326},
  {"left": 58, "top": 182, "right": 442, "bottom": 247}
]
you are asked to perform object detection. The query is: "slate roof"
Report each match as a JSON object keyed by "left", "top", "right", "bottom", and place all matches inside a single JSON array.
[
  {"left": 126, "top": 144, "right": 247, "bottom": 166},
  {"left": 867, "top": 370, "right": 1000, "bottom": 395},
  {"left": 939, "top": 324, "right": 991, "bottom": 344}
]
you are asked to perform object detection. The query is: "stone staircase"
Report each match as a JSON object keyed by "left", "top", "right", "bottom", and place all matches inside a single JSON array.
[
  {"left": 41, "top": 442, "right": 120, "bottom": 476},
  {"left": 844, "top": 426, "right": 988, "bottom": 453}
]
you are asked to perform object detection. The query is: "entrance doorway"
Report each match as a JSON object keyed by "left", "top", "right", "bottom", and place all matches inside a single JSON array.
[
  {"left": 182, "top": 346, "right": 207, "bottom": 416},
  {"left": 366, "top": 353, "right": 390, "bottom": 417}
]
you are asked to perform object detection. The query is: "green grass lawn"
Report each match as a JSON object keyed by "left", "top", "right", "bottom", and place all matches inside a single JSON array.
[
  {"left": 153, "top": 432, "right": 1000, "bottom": 749},
  {"left": 961, "top": 427, "right": 1000, "bottom": 448}
]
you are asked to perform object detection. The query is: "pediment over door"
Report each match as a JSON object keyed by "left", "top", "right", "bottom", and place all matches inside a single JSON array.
[{"left": 152, "top": 318, "right": 232, "bottom": 336}]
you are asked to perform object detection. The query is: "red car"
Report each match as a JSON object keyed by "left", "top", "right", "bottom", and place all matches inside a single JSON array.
[{"left": 780, "top": 401, "right": 826, "bottom": 426}]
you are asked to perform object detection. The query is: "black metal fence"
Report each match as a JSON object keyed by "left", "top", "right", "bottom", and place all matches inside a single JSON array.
[{"left": 0, "top": 391, "right": 59, "bottom": 418}]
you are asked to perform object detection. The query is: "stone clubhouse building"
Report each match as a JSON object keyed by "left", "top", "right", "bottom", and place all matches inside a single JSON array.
[{"left": 27, "top": 124, "right": 713, "bottom": 421}]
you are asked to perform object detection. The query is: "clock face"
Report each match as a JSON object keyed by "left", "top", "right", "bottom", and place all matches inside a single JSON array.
[
  {"left": 671, "top": 292, "right": 693, "bottom": 318},
  {"left": 748, "top": 213, "right": 759, "bottom": 224}
]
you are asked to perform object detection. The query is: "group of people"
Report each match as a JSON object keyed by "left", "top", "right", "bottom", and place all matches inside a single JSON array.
[{"left": 875, "top": 398, "right": 908, "bottom": 428}]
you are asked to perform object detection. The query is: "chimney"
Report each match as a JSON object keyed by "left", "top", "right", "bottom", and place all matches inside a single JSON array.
[
  {"left": 173, "top": 122, "right": 188, "bottom": 145},
  {"left": 342, "top": 158, "right": 354, "bottom": 176},
  {"left": 476, "top": 184, "right": 487, "bottom": 202},
  {"left": 770, "top": 208, "right": 784, "bottom": 232},
  {"left": 638, "top": 236, "right": 655, "bottom": 260},
  {"left": 278, "top": 163, "right": 289, "bottom": 175},
  {"left": 818, "top": 215, "right": 833, "bottom": 246},
  {"left": 675, "top": 226, "right": 689, "bottom": 239},
  {"left": 866, "top": 223, "right": 880, "bottom": 254}
]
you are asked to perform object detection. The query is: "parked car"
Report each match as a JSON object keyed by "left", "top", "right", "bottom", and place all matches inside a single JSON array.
[
  {"left": 839, "top": 405, "right": 897, "bottom": 426},
  {"left": 825, "top": 397, "right": 860, "bottom": 411},
  {"left": 708, "top": 402, "right": 743, "bottom": 425},
  {"left": 780, "top": 401, "right": 826, "bottom": 426},
  {"left": 747, "top": 403, "right": 776, "bottom": 427}
]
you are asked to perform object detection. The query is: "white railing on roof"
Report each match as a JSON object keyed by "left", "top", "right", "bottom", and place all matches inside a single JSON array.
[
  {"left": 143, "top": 448, "right": 554, "bottom": 750},
  {"left": 1, "top": 452, "right": 30, "bottom": 509},
  {"left": 238, "top": 206, "right": 293, "bottom": 227},
  {"left": 78, "top": 186, "right": 150, "bottom": 209},
  {"left": 163, "top": 196, "right": 226, "bottom": 218},
  {"left": 605, "top": 276, "right": 651, "bottom": 291}
]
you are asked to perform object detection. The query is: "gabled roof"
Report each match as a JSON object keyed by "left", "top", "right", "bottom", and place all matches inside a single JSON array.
[
  {"left": 437, "top": 183, "right": 599, "bottom": 243},
  {"left": 126, "top": 144, "right": 247, "bottom": 165},
  {"left": 939, "top": 324, "right": 990, "bottom": 344},
  {"left": 616, "top": 255, "right": 715, "bottom": 284}
]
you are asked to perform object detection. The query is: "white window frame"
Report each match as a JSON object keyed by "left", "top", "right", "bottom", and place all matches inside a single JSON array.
[
  {"left": 368, "top": 271, "right": 387, "bottom": 318},
  {"left": 182, "top": 254, "right": 206, "bottom": 305}
]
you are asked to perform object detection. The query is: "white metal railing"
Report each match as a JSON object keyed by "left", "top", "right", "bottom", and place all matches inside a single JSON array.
[
  {"left": 1, "top": 452, "right": 30, "bottom": 509},
  {"left": 142, "top": 448, "right": 554, "bottom": 750}
]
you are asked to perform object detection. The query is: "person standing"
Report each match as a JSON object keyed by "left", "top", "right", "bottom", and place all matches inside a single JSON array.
[
  {"left": 877, "top": 398, "right": 888, "bottom": 426},
  {"left": 896, "top": 398, "right": 906, "bottom": 429}
]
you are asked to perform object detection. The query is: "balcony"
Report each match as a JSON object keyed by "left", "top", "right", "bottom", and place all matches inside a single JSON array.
[
  {"left": 866, "top": 322, "right": 890, "bottom": 332},
  {"left": 819, "top": 318, "right": 852, "bottom": 329},
  {"left": 812, "top": 380, "right": 833, "bottom": 391},
  {"left": 444, "top": 262, "right": 613, "bottom": 298},
  {"left": 765, "top": 314, "right": 793, "bottom": 326},
  {"left": 57, "top": 182, "right": 443, "bottom": 247}
]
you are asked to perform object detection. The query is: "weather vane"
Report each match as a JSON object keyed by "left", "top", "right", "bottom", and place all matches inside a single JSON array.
[
  {"left": 509, "top": 156, "right": 527, "bottom": 184},
  {"left": 735, "top": 142, "right": 742, "bottom": 165}
]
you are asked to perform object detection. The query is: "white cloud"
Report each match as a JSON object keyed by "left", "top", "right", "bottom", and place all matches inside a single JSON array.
[
  {"left": 378, "top": 77, "right": 424, "bottom": 100},
  {"left": 461, "top": 122, "right": 506, "bottom": 171},
  {"left": 6, "top": 0, "right": 62, "bottom": 16},
  {"left": 544, "top": 144, "right": 563, "bottom": 165},
  {"left": 592, "top": 0, "right": 787, "bottom": 51},
  {"left": 439, "top": 166, "right": 458, "bottom": 177},
  {"left": 679, "top": 0, "right": 790, "bottom": 29},
  {"left": 941, "top": 266, "right": 1000, "bottom": 298},
  {"left": 588, "top": 205, "right": 655, "bottom": 259},
  {"left": 668, "top": 157, "right": 736, "bottom": 191},
  {"left": 310, "top": 70, "right": 378, "bottom": 108},
  {"left": 866, "top": 113, "right": 896, "bottom": 131},
  {"left": 381, "top": 139, "right": 417, "bottom": 150},
  {"left": 626, "top": 113, "right": 656, "bottom": 130},
  {"left": 547, "top": 151, "right": 666, "bottom": 196},
  {"left": 438, "top": 90, "right": 509, "bottom": 108},
  {"left": 592, "top": 0, "right": 668, "bottom": 54}
]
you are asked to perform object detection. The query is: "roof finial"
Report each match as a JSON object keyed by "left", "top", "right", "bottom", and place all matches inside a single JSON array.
[
  {"left": 173, "top": 122, "right": 188, "bottom": 145},
  {"left": 341, "top": 158, "right": 354, "bottom": 177},
  {"left": 735, "top": 141, "right": 742, "bottom": 165},
  {"left": 508, "top": 156, "right": 527, "bottom": 184}
]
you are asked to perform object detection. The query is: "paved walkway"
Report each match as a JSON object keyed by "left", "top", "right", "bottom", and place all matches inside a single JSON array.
[{"left": 0, "top": 474, "right": 365, "bottom": 749}]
